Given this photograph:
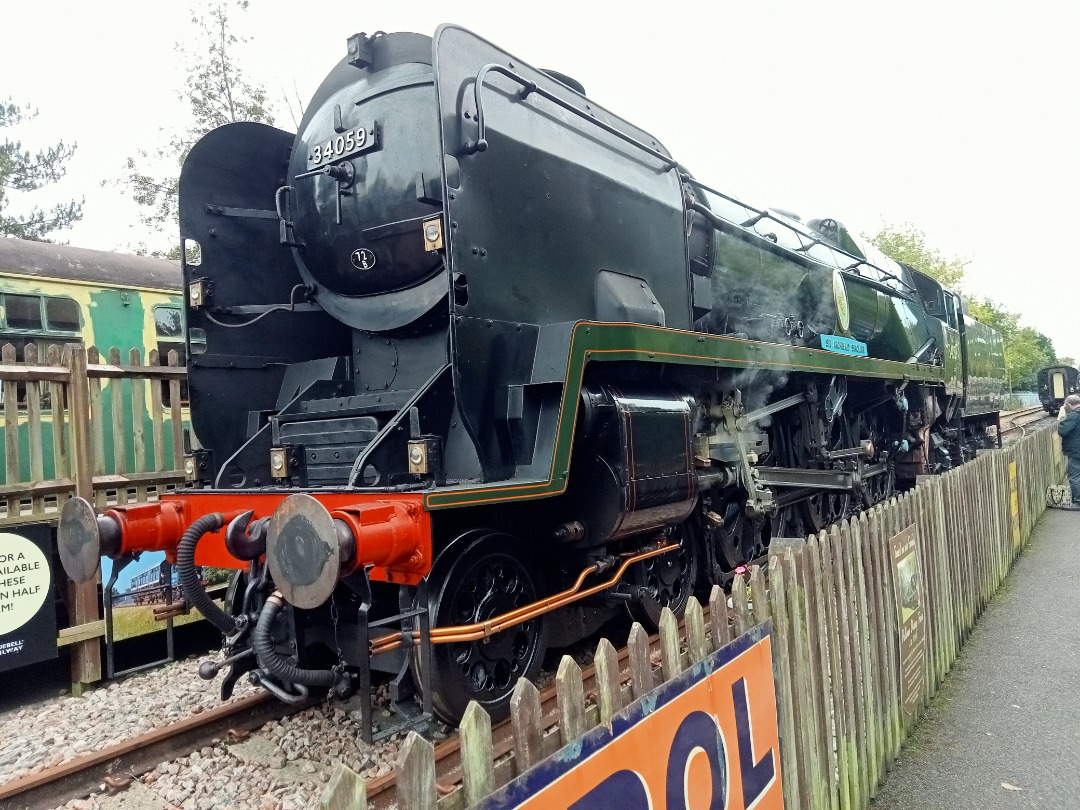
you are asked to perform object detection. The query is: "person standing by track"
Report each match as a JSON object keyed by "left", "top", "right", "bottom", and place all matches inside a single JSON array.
[{"left": 1057, "top": 394, "right": 1080, "bottom": 509}]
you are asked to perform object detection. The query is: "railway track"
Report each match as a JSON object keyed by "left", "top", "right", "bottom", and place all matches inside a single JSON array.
[
  {"left": 1001, "top": 405, "right": 1050, "bottom": 437},
  {"left": 0, "top": 692, "right": 315, "bottom": 810}
]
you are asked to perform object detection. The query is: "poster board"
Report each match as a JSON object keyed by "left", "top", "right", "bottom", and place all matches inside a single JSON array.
[
  {"left": 478, "top": 623, "right": 784, "bottom": 810},
  {"left": 0, "top": 525, "right": 57, "bottom": 672},
  {"left": 890, "top": 524, "right": 927, "bottom": 716}
]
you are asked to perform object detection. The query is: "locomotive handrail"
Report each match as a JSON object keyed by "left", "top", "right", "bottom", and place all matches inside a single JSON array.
[
  {"left": 463, "top": 63, "right": 683, "bottom": 173},
  {"left": 684, "top": 175, "right": 919, "bottom": 297}
]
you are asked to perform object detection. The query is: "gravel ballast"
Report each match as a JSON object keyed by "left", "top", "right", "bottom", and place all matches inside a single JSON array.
[{"left": 0, "top": 652, "right": 447, "bottom": 810}]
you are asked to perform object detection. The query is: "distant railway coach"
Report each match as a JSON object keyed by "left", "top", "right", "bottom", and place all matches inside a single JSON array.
[
  {"left": 0, "top": 237, "right": 192, "bottom": 480},
  {"left": 1037, "top": 365, "right": 1079, "bottom": 415}
]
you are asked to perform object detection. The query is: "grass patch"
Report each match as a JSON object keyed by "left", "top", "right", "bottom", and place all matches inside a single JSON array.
[{"left": 109, "top": 599, "right": 223, "bottom": 640}]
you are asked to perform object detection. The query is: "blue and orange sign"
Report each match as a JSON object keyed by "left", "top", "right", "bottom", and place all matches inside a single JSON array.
[{"left": 479, "top": 623, "right": 783, "bottom": 810}]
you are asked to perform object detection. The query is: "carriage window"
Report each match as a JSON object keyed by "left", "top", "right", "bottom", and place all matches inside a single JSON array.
[
  {"left": 45, "top": 297, "right": 81, "bottom": 333},
  {"left": 5, "top": 295, "right": 43, "bottom": 331},
  {"left": 154, "top": 306, "right": 188, "bottom": 407},
  {"left": 154, "top": 306, "right": 183, "bottom": 339}
]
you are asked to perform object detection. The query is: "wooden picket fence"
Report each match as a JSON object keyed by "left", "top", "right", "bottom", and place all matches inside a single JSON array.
[
  {"left": 322, "top": 424, "right": 1062, "bottom": 809},
  {"left": 0, "top": 341, "right": 189, "bottom": 688},
  {"left": 0, "top": 342, "right": 188, "bottom": 526}
]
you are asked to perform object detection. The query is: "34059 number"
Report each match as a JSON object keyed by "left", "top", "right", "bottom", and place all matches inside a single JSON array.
[{"left": 309, "top": 125, "right": 377, "bottom": 166}]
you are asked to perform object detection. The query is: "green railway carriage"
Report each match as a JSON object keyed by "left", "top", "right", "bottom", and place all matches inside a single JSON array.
[{"left": 0, "top": 237, "right": 189, "bottom": 482}]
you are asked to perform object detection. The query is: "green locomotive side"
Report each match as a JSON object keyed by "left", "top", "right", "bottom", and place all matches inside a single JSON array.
[{"left": 0, "top": 239, "right": 191, "bottom": 484}]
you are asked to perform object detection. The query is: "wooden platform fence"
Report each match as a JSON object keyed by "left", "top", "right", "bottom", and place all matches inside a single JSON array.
[
  {"left": 322, "top": 424, "right": 1063, "bottom": 809},
  {"left": 0, "top": 342, "right": 188, "bottom": 689}
]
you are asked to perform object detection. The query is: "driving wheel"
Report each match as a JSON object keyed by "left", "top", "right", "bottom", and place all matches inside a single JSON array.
[{"left": 420, "top": 532, "right": 546, "bottom": 725}]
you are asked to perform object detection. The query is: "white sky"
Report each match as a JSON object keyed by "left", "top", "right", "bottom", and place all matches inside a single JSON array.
[{"left": 3, "top": 0, "right": 1078, "bottom": 361}]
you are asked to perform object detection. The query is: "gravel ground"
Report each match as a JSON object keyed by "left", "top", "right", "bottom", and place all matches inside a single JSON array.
[
  {"left": 2, "top": 613, "right": 621, "bottom": 809},
  {"left": 0, "top": 645, "right": 453, "bottom": 809},
  {"left": 0, "top": 651, "right": 257, "bottom": 787},
  {"left": 47, "top": 684, "right": 450, "bottom": 810}
]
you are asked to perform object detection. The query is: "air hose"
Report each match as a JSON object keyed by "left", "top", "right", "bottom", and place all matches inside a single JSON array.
[
  {"left": 177, "top": 513, "right": 237, "bottom": 635},
  {"left": 252, "top": 592, "right": 338, "bottom": 689}
]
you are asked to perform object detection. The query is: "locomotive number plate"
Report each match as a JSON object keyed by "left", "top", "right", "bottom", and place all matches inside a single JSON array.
[{"left": 308, "top": 123, "right": 378, "bottom": 167}]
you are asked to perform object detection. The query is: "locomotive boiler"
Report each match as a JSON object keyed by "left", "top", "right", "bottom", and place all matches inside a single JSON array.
[{"left": 57, "top": 25, "right": 1005, "bottom": 735}]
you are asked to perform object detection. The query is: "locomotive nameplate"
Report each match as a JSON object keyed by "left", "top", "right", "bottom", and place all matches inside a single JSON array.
[
  {"left": 308, "top": 123, "right": 378, "bottom": 167},
  {"left": 820, "top": 334, "right": 868, "bottom": 357}
]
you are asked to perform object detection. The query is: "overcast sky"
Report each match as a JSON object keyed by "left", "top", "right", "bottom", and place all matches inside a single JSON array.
[{"left": 3, "top": 0, "right": 1078, "bottom": 363}]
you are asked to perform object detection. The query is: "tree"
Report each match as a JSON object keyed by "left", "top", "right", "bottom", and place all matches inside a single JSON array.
[
  {"left": 117, "top": 1, "right": 274, "bottom": 251},
  {"left": 869, "top": 224, "right": 968, "bottom": 291},
  {"left": 1059, "top": 357, "right": 1076, "bottom": 368},
  {"left": 0, "top": 98, "right": 84, "bottom": 240}
]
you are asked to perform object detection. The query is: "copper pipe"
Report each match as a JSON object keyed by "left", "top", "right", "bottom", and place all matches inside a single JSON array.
[{"left": 370, "top": 541, "right": 679, "bottom": 656}]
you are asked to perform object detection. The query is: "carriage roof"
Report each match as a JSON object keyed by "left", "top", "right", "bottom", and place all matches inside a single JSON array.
[{"left": 0, "top": 237, "right": 181, "bottom": 293}]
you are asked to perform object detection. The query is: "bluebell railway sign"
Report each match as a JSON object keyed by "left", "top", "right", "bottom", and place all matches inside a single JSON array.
[
  {"left": 477, "top": 623, "right": 783, "bottom": 810},
  {"left": 0, "top": 525, "right": 57, "bottom": 672}
]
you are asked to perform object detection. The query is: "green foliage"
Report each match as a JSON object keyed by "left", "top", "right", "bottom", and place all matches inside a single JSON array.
[
  {"left": 0, "top": 98, "right": 84, "bottom": 240},
  {"left": 203, "top": 567, "right": 232, "bottom": 586},
  {"left": 1059, "top": 356, "right": 1076, "bottom": 368},
  {"left": 869, "top": 224, "right": 968, "bottom": 291},
  {"left": 117, "top": 1, "right": 274, "bottom": 239},
  {"left": 968, "top": 298, "right": 1056, "bottom": 390}
]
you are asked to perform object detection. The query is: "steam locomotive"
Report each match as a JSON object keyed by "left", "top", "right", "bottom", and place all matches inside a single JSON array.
[{"left": 57, "top": 25, "right": 1005, "bottom": 735}]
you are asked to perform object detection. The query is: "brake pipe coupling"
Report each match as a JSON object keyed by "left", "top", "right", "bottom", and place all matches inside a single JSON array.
[
  {"left": 265, "top": 494, "right": 431, "bottom": 609},
  {"left": 58, "top": 496, "right": 187, "bottom": 584}
]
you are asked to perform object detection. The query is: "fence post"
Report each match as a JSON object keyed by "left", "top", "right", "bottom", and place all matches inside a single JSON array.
[
  {"left": 397, "top": 731, "right": 435, "bottom": 810},
  {"left": 684, "top": 597, "right": 709, "bottom": 665},
  {"left": 806, "top": 533, "right": 840, "bottom": 810},
  {"left": 767, "top": 554, "right": 802, "bottom": 810},
  {"left": 784, "top": 546, "right": 824, "bottom": 809},
  {"left": 860, "top": 510, "right": 885, "bottom": 795},
  {"left": 510, "top": 678, "right": 544, "bottom": 773},
  {"left": 460, "top": 701, "right": 495, "bottom": 805},
  {"left": 628, "top": 622, "right": 653, "bottom": 700},
  {"left": 843, "top": 519, "right": 870, "bottom": 804},
  {"left": 825, "top": 525, "right": 856, "bottom": 810},
  {"left": 557, "top": 655, "right": 587, "bottom": 745},
  {"left": 594, "top": 636, "right": 624, "bottom": 724},
  {"left": 709, "top": 584, "right": 733, "bottom": 648},
  {"left": 65, "top": 344, "right": 101, "bottom": 693},
  {"left": 319, "top": 763, "right": 368, "bottom": 810}
]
